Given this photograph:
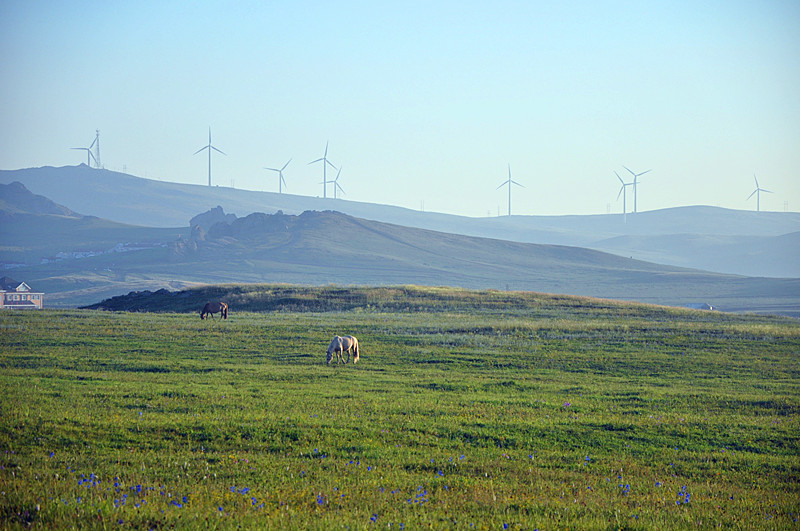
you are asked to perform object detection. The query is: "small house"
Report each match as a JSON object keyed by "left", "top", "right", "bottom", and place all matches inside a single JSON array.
[{"left": 0, "top": 277, "right": 44, "bottom": 309}]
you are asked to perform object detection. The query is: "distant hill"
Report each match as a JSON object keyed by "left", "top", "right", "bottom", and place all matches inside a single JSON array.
[
  {"left": 0, "top": 181, "right": 183, "bottom": 275},
  {"left": 2, "top": 165, "right": 798, "bottom": 277},
  {"left": 593, "top": 232, "right": 800, "bottom": 278},
  {"left": 0, "top": 181, "right": 80, "bottom": 217},
  {"left": 3, "top": 199, "right": 797, "bottom": 314},
  {"left": 173, "top": 210, "right": 799, "bottom": 315}
]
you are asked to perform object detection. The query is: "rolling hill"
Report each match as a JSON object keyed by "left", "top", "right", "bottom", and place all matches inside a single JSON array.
[
  {"left": 2, "top": 182, "right": 798, "bottom": 315},
  {"left": 0, "top": 180, "right": 80, "bottom": 216},
  {"left": 167, "top": 210, "right": 800, "bottom": 315},
  {"left": 593, "top": 232, "right": 800, "bottom": 278},
  {"left": 0, "top": 181, "right": 183, "bottom": 269},
  {"left": 1, "top": 165, "right": 798, "bottom": 277}
]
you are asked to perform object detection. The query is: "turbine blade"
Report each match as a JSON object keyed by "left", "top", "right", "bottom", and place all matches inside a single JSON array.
[
  {"left": 326, "top": 160, "right": 338, "bottom": 171},
  {"left": 309, "top": 157, "right": 323, "bottom": 164},
  {"left": 747, "top": 189, "right": 757, "bottom": 200},
  {"left": 637, "top": 169, "right": 651, "bottom": 177},
  {"left": 615, "top": 171, "right": 624, "bottom": 185},
  {"left": 753, "top": 174, "right": 759, "bottom": 188},
  {"left": 623, "top": 165, "right": 636, "bottom": 177},
  {"left": 762, "top": 189, "right": 773, "bottom": 194},
  {"left": 211, "top": 146, "right": 226, "bottom": 155},
  {"left": 193, "top": 146, "right": 208, "bottom": 155},
  {"left": 496, "top": 182, "right": 506, "bottom": 190},
  {"left": 617, "top": 186, "right": 624, "bottom": 200},
  {"left": 281, "top": 159, "right": 292, "bottom": 171},
  {"left": 265, "top": 167, "right": 279, "bottom": 172}
]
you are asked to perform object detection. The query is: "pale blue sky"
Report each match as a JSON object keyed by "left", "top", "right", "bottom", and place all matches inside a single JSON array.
[{"left": 1, "top": 0, "right": 798, "bottom": 216}]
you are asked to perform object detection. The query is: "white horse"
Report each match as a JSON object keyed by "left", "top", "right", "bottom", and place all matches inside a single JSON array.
[{"left": 326, "top": 335, "right": 360, "bottom": 365}]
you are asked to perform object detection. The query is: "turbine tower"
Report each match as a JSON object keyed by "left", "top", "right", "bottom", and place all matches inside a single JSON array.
[
  {"left": 496, "top": 164, "right": 523, "bottom": 216},
  {"left": 265, "top": 159, "right": 291, "bottom": 193},
  {"left": 623, "top": 165, "right": 650, "bottom": 213},
  {"left": 194, "top": 127, "right": 226, "bottom": 187},
  {"left": 71, "top": 130, "right": 101, "bottom": 168},
  {"left": 308, "top": 141, "right": 337, "bottom": 198},
  {"left": 616, "top": 170, "right": 633, "bottom": 223},
  {"left": 332, "top": 167, "right": 345, "bottom": 199},
  {"left": 747, "top": 174, "right": 772, "bottom": 212},
  {"left": 93, "top": 130, "right": 101, "bottom": 168}
]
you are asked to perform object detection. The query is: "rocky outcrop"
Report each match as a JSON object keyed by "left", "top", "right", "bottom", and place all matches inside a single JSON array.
[{"left": 189, "top": 206, "right": 237, "bottom": 232}]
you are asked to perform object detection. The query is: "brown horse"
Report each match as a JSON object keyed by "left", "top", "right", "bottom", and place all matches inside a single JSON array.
[
  {"left": 326, "top": 335, "right": 360, "bottom": 364},
  {"left": 200, "top": 301, "right": 228, "bottom": 320}
]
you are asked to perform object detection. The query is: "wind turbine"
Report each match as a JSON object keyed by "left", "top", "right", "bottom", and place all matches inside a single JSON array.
[
  {"left": 71, "top": 130, "right": 100, "bottom": 168},
  {"left": 496, "top": 164, "right": 523, "bottom": 216},
  {"left": 332, "top": 167, "right": 345, "bottom": 199},
  {"left": 616, "top": 170, "right": 633, "bottom": 223},
  {"left": 622, "top": 165, "right": 651, "bottom": 213},
  {"left": 308, "top": 141, "right": 337, "bottom": 198},
  {"left": 264, "top": 159, "right": 291, "bottom": 193},
  {"left": 194, "top": 127, "right": 226, "bottom": 187},
  {"left": 747, "top": 174, "right": 772, "bottom": 212}
]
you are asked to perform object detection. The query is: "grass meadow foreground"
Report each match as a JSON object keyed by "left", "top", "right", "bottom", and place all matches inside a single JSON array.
[{"left": 1, "top": 288, "right": 799, "bottom": 529}]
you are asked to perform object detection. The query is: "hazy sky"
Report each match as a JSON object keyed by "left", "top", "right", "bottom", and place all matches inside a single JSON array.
[{"left": 1, "top": 1, "right": 798, "bottom": 216}]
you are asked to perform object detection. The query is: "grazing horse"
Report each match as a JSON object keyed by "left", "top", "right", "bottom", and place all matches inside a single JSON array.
[
  {"left": 326, "top": 335, "right": 360, "bottom": 365},
  {"left": 200, "top": 301, "right": 228, "bottom": 320}
]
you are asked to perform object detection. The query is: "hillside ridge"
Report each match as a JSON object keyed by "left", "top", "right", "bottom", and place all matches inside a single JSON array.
[
  {"left": 2, "top": 165, "right": 798, "bottom": 277},
  {"left": 82, "top": 283, "right": 718, "bottom": 317},
  {"left": 0, "top": 181, "right": 80, "bottom": 217}
]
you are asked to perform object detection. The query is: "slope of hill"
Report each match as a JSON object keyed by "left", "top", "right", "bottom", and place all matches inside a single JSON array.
[
  {"left": 0, "top": 181, "right": 183, "bottom": 269},
  {"left": 77, "top": 283, "right": 755, "bottom": 316},
  {"left": 593, "top": 232, "right": 800, "bottom": 278},
  {"left": 2, "top": 165, "right": 798, "bottom": 278},
  {"left": 0, "top": 180, "right": 79, "bottom": 216},
  {"left": 4, "top": 203, "right": 797, "bottom": 314},
  {"left": 180, "top": 210, "right": 800, "bottom": 315}
]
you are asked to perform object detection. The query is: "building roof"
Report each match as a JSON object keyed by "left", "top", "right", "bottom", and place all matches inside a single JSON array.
[
  {"left": 0, "top": 276, "right": 20, "bottom": 291},
  {"left": 0, "top": 276, "right": 34, "bottom": 292}
]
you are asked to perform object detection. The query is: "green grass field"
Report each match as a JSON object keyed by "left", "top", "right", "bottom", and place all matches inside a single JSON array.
[{"left": 1, "top": 286, "right": 799, "bottom": 529}]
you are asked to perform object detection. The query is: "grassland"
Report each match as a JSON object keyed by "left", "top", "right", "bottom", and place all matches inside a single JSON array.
[{"left": 1, "top": 286, "right": 799, "bottom": 529}]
